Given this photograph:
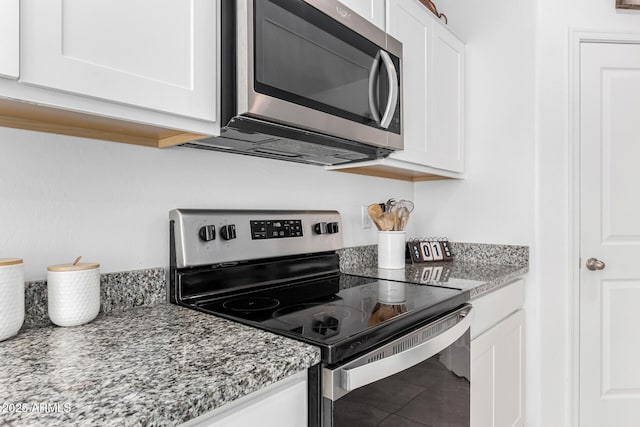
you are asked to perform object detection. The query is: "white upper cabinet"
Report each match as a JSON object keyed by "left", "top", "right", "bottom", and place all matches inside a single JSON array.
[
  {"left": 0, "top": 0, "right": 20, "bottom": 79},
  {"left": 386, "top": 0, "right": 465, "bottom": 175},
  {"left": 328, "top": 0, "right": 465, "bottom": 181},
  {"left": 20, "top": 0, "right": 216, "bottom": 121},
  {"left": 337, "top": 0, "right": 385, "bottom": 30},
  {"left": 0, "top": 0, "right": 218, "bottom": 147}
]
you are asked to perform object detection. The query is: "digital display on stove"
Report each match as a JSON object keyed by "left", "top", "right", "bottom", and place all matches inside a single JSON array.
[{"left": 250, "top": 219, "right": 303, "bottom": 239}]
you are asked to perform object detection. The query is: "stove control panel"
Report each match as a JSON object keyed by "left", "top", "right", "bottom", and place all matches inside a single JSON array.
[
  {"left": 250, "top": 219, "right": 303, "bottom": 240},
  {"left": 170, "top": 209, "right": 343, "bottom": 268}
]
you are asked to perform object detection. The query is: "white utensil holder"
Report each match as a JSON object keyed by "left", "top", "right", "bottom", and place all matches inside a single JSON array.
[
  {"left": 0, "top": 259, "right": 25, "bottom": 341},
  {"left": 47, "top": 263, "right": 100, "bottom": 327},
  {"left": 377, "top": 231, "right": 406, "bottom": 269}
]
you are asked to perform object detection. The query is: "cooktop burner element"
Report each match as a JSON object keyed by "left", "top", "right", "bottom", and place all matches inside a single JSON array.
[
  {"left": 169, "top": 209, "right": 470, "bottom": 364},
  {"left": 222, "top": 297, "right": 280, "bottom": 313},
  {"left": 272, "top": 302, "right": 358, "bottom": 322}
]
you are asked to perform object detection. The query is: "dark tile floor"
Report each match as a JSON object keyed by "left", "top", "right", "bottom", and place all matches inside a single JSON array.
[{"left": 333, "top": 357, "right": 469, "bottom": 427}]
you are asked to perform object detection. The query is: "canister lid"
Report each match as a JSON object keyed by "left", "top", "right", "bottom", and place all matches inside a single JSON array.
[
  {"left": 48, "top": 262, "right": 100, "bottom": 272},
  {"left": 0, "top": 258, "right": 23, "bottom": 267}
]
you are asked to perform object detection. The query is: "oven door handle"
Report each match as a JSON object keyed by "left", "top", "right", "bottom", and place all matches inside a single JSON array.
[{"left": 341, "top": 307, "right": 473, "bottom": 392}]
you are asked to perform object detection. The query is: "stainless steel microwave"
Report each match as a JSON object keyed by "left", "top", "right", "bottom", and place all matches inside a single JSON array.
[{"left": 185, "top": 0, "right": 403, "bottom": 166}]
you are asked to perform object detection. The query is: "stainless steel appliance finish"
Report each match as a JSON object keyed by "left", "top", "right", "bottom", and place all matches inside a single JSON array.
[
  {"left": 183, "top": 0, "right": 403, "bottom": 166},
  {"left": 170, "top": 209, "right": 343, "bottom": 268},
  {"left": 169, "top": 209, "right": 471, "bottom": 426},
  {"left": 322, "top": 305, "right": 471, "bottom": 401}
]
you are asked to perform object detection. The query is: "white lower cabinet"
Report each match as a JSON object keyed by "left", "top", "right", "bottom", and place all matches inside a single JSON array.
[
  {"left": 471, "top": 280, "right": 525, "bottom": 427},
  {"left": 181, "top": 371, "right": 308, "bottom": 427}
]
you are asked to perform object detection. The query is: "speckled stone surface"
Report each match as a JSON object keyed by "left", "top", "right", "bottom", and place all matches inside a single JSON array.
[
  {"left": 337, "top": 245, "right": 377, "bottom": 271},
  {"left": 342, "top": 262, "right": 528, "bottom": 298},
  {"left": 449, "top": 242, "right": 529, "bottom": 266},
  {"left": 0, "top": 304, "right": 320, "bottom": 427},
  {"left": 22, "top": 268, "right": 166, "bottom": 330},
  {"left": 339, "top": 242, "right": 529, "bottom": 298}
]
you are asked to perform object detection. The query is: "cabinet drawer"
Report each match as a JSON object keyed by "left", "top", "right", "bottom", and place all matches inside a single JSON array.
[{"left": 471, "top": 279, "right": 524, "bottom": 339}]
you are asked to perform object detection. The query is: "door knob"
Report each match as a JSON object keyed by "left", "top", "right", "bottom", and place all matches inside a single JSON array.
[{"left": 586, "top": 258, "right": 606, "bottom": 271}]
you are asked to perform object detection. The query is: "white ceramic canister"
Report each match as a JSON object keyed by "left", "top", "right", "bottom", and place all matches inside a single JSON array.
[
  {"left": 377, "top": 231, "right": 406, "bottom": 269},
  {"left": 0, "top": 258, "right": 25, "bottom": 341},
  {"left": 47, "top": 262, "right": 100, "bottom": 327}
]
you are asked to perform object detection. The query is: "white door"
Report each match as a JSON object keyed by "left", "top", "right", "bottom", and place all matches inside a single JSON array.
[
  {"left": 20, "top": 0, "right": 216, "bottom": 121},
  {"left": 579, "top": 41, "right": 640, "bottom": 427}
]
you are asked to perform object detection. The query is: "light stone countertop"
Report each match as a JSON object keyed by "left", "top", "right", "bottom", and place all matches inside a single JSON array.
[
  {"left": 341, "top": 261, "right": 528, "bottom": 298},
  {"left": 339, "top": 242, "right": 529, "bottom": 298},
  {"left": 0, "top": 304, "right": 320, "bottom": 427}
]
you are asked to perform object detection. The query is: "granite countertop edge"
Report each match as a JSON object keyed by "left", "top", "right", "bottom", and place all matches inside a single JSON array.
[
  {"left": 468, "top": 264, "right": 529, "bottom": 298},
  {"left": 0, "top": 304, "right": 321, "bottom": 427}
]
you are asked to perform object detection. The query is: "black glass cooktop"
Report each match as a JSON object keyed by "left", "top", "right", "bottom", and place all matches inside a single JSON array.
[{"left": 193, "top": 274, "right": 469, "bottom": 365}]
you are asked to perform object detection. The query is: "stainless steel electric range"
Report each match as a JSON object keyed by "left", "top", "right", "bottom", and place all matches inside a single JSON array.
[{"left": 169, "top": 209, "right": 472, "bottom": 427}]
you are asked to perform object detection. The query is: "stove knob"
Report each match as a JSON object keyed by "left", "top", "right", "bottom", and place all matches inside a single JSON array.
[
  {"left": 327, "top": 222, "right": 339, "bottom": 234},
  {"left": 198, "top": 225, "right": 216, "bottom": 242},
  {"left": 313, "top": 222, "right": 328, "bottom": 234},
  {"left": 220, "top": 224, "right": 237, "bottom": 240}
]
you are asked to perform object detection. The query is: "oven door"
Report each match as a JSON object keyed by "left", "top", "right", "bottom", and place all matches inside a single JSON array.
[
  {"left": 238, "top": 0, "right": 402, "bottom": 150},
  {"left": 321, "top": 305, "right": 472, "bottom": 427}
]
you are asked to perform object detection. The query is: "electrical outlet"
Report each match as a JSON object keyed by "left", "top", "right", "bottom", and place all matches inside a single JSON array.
[{"left": 361, "top": 205, "right": 372, "bottom": 229}]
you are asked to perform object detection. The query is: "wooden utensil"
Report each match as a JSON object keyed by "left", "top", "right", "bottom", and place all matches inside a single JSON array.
[
  {"left": 367, "top": 204, "right": 384, "bottom": 231},
  {"left": 378, "top": 211, "right": 396, "bottom": 231}
]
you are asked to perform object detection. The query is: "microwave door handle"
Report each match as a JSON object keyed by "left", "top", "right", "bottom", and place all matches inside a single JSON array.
[
  {"left": 379, "top": 50, "right": 399, "bottom": 129},
  {"left": 341, "top": 307, "right": 472, "bottom": 392},
  {"left": 368, "top": 51, "right": 382, "bottom": 124}
]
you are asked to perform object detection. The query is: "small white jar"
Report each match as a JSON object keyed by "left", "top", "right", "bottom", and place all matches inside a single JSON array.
[
  {"left": 0, "top": 258, "right": 25, "bottom": 341},
  {"left": 47, "top": 262, "right": 100, "bottom": 327}
]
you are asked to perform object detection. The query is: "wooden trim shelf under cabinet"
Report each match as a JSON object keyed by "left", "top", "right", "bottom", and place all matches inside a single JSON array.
[{"left": 0, "top": 98, "right": 205, "bottom": 148}]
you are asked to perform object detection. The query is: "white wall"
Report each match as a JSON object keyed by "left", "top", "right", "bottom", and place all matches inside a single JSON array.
[
  {"left": 412, "top": 0, "right": 535, "bottom": 245},
  {"left": 0, "top": 127, "right": 413, "bottom": 281}
]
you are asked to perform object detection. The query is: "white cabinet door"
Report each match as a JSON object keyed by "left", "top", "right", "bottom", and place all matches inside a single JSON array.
[
  {"left": 386, "top": 0, "right": 465, "bottom": 174},
  {"left": 182, "top": 371, "right": 307, "bottom": 427},
  {"left": 386, "top": 0, "right": 429, "bottom": 156},
  {"left": 337, "top": 0, "right": 385, "bottom": 30},
  {"left": 20, "top": 0, "right": 216, "bottom": 121},
  {"left": 471, "top": 309, "right": 525, "bottom": 427},
  {"left": 0, "top": 0, "right": 19, "bottom": 79},
  {"left": 428, "top": 21, "right": 464, "bottom": 172}
]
